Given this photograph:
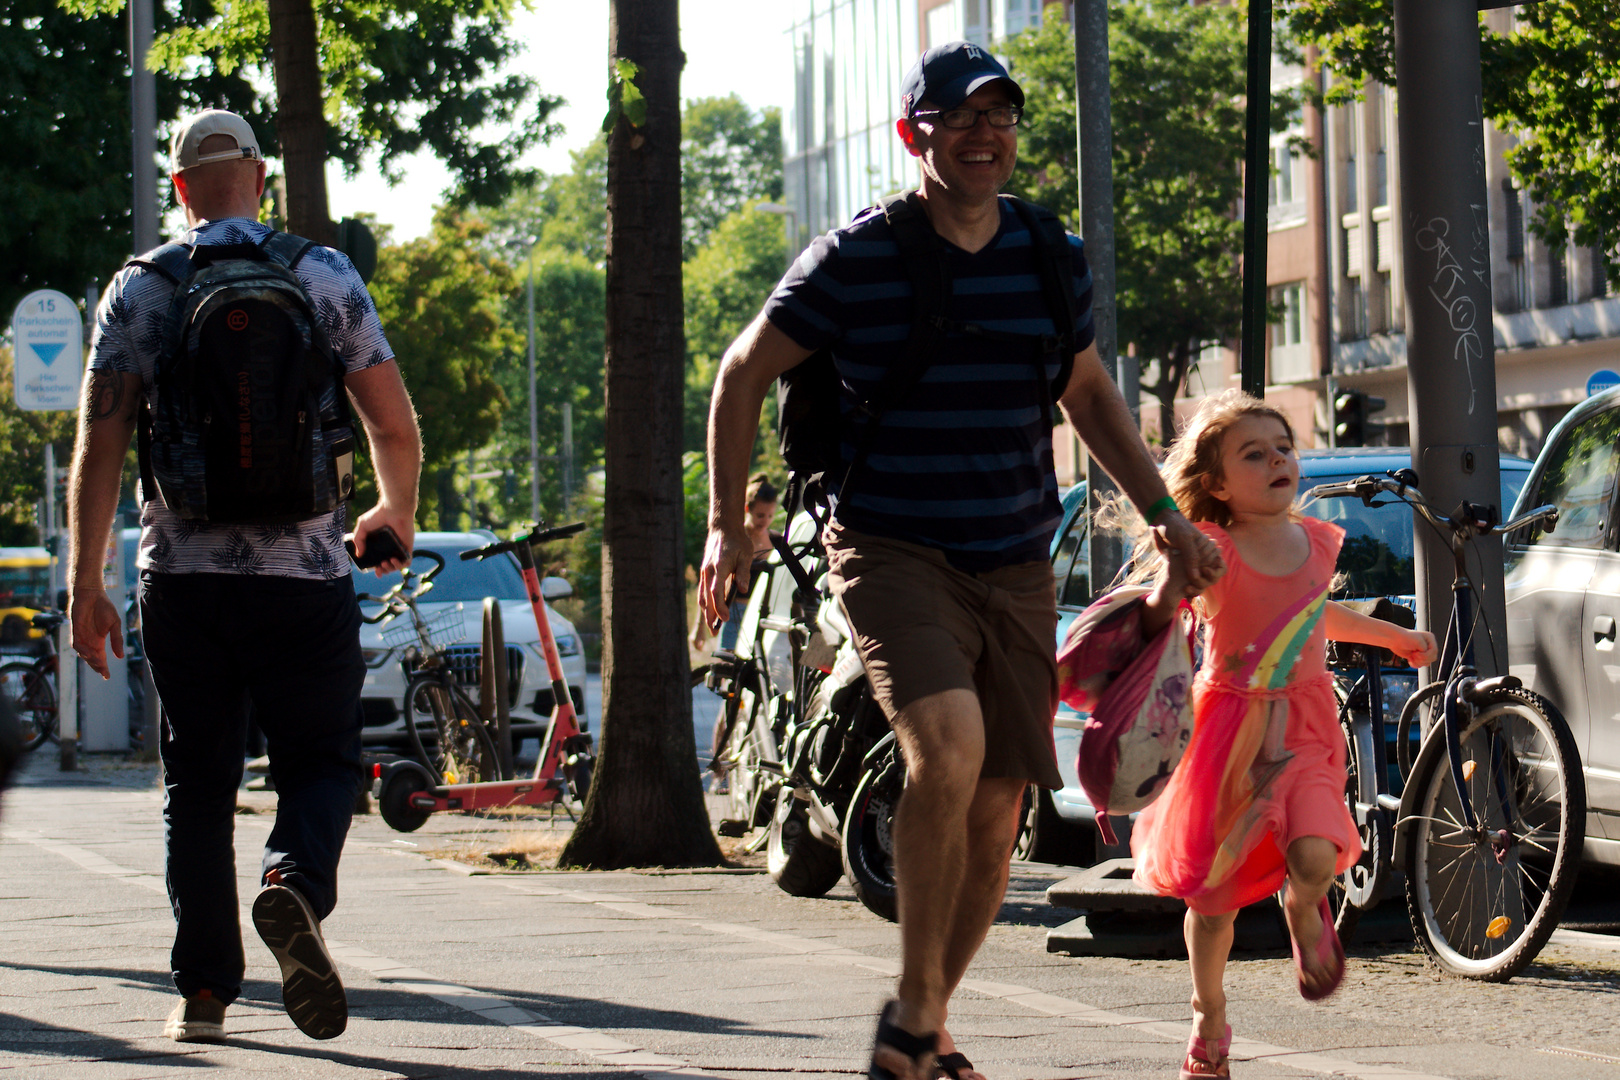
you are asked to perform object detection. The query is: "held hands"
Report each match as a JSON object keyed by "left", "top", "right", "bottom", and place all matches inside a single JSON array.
[
  {"left": 69, "top": 590, "right": 124, "bottom": 681},
  {"left": 1152, "top": 512, "right": 1225, "bottom": 600}
]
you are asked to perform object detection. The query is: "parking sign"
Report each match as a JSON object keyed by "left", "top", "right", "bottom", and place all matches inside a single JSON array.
[{"left": 11, "top": 289, "right": 83, "bottom": 411}]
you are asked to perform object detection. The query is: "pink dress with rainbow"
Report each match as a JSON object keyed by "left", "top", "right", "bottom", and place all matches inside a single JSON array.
[{"left": 1132, "top": 516, "right": 1361, "bottom": 915}]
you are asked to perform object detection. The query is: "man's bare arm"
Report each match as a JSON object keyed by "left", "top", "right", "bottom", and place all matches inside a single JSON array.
[
  {"left": 1057, "top": 343, "right": 1224, "bottom": 593},
  {"left": 346, "top": 359, "right": 422, "bottom": 574},
  {"left": 67, "top": 370, "right": 143, "bottom": 677},
  {"left": 699, "top": 315, "right": 814, "bottom": 625}
]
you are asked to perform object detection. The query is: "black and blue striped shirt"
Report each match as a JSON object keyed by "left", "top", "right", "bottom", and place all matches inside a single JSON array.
[{"left": 765, "top": 197, "right": 1095, "bottom": 570}]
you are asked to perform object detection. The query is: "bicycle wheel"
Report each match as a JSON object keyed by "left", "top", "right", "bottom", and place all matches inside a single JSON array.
[
  {"left": 1396, "top": 681, "right": 1445, "bottom": 784},
  {"left": 1330, "top": 707, "right": 1374, "bottom": 941},
  {"left": 842, "top": 757, "right": 902, "bottom": 923},
  {"left": 406, "top": 674, "right": 498, "bottom": 785},
  {"left": 0, "top": 662, "right": 56, "bottom": 751},
  {"left": 766, "top": 788, "right": 844, "bottom": 897},
  {"left": 1401, "top": 686, "right": 1584, "bottom": 981}
]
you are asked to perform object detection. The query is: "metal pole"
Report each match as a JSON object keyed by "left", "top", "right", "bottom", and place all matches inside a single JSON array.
[
  {"left": 526, "top": 253, "right": 539, "bottom": 523},
  {"left": 1393, "top": 0, "right": 1504, "bottom": 676},
  {"left": 129, "top": 0, "right": 159, "bottom": 254},
  {"left": 1239, "top": 0, "right": 1271, "bottom": 397},
  {"left": 1074, "top": 0, "right": 1125, "bottom": 603},
  {"left": 561, "top": 402, "right": 575, "bottom": 517}
]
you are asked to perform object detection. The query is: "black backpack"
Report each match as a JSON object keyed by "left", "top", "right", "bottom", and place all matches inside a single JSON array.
[
  {"left": 774, "top": 192, "right": 1077, "bottom": 521},
  {"left": 129, "top": 232, "right": 357, "bottom": 525}
]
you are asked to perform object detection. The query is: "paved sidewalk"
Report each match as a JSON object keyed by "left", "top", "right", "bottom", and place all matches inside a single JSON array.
[{"left": 4, "top": 749, "right": 1620, "bottom": 1080}]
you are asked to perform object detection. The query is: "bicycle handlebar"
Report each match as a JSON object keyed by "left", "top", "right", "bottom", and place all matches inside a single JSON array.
[
  {"left": 355, "top": 549, "right": 447, "bottom": 623},
  {"left": 459, "top": 521, "right": 587, "bottom": 562},
  {"left": 1303, "top": 472, "right": 1558, "bottom": 540}
]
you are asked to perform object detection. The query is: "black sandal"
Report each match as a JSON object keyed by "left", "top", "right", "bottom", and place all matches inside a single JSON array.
[
  {"left": 935, "top": 1051, "right": 977, "bottom": 1080},
  {"left": 870, "top": 1001, "right": 938, "bottom": 1080}
]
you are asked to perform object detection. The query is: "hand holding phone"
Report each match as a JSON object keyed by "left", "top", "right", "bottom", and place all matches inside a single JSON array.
[{"left": 345, "top": 525, "right": 408, "bottom": 569}]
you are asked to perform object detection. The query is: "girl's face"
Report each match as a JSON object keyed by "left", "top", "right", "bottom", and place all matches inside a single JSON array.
[
  {"left": 746, "top": 500, "right": 778, "bottom": 532},
  {"left": 1205, "top": 414, "right": 1298, "bottom": 516}
]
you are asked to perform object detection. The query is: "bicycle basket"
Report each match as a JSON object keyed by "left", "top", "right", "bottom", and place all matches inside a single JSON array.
[{"left": 381, "top": 605, "right": 468, "bottom": 653}]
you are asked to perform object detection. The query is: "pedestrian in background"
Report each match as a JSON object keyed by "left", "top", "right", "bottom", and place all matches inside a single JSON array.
[
  {"left": 1127, "top": 391, "right": 1436, "bottom": 1078},
  {"left": 699, "top": 42, "right": 1223, "bottom": 1080},
  {"left": 66, "top": 109, "right": 422, "bottom": 1044}
]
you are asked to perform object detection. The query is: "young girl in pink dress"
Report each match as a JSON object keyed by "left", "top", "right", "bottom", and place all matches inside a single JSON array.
[{"left": 1131, "top": 391, "right": 1437, "bottom": 1079}]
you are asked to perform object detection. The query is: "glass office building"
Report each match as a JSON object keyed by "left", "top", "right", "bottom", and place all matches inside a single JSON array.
[{"left": 782, "top": 0, "right": 921, "bottom": 246}]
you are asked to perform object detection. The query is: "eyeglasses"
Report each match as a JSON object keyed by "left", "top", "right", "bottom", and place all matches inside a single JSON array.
[{"left": 911, "top": 106, "right": 1024, "bottom": 129}]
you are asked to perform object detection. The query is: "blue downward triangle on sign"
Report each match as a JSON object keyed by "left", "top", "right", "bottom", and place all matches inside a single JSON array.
[{"left": 29, "top": 342, "right": 65, "bottom": 367}]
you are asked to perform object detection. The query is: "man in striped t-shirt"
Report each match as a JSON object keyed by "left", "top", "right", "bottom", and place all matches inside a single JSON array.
[{"left": 699, "top": 43, "right": 1225, "bottom": 1080}]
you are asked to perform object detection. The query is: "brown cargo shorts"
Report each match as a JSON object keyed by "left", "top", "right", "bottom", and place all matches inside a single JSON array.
[{"left": 823, "top": 521, "right": 1062, "bottom": 788}]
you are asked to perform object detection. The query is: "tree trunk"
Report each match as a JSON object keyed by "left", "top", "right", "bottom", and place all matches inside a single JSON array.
[
  {"left": 559, "top": 0, "right": 718, "bottom": 869},
  {"left": 267, "top": 0, "right": 334, "bottom": 246}
]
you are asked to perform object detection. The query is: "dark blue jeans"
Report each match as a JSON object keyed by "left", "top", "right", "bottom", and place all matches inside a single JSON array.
[{"left": 140, "top": 571, "right": 364, "bottom": 1005}]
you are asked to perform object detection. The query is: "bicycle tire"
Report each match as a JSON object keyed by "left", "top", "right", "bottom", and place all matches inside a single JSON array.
[
  {"left": 842, "top": 758, "right": 902, "bottom": 923},
  {"left": 1397, "top": 681, "right": 1445, "bottom": 784},
  {"left": 566, "top": 755, "right": 593, "bottom": 805},
  {"left": 0, "top": 662, "right": 56, "bottom": 751},
  {"left": 406, "top": 674, "right": 498, "bottom": 785},
  {"left": 378, "top": 768, "right": 431, "bottom": 832},
  {"left": 1331, "top": 706, "right": 1373, "bottom": 941},
  {"left": 1401, "top": 686, "right": 1584, "bottom": 982},
  {"left": 766, "top": 788, "right": 843, "bottom": 897}
]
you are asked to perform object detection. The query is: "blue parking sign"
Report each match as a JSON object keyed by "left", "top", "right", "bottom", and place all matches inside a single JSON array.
[{"left": 1588, "top": 369, "right": 1620, "bottom": 398}]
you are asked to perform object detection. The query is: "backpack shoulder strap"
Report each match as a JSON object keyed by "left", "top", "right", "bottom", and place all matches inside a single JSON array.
[
  {"left": 127, "top": 242, "right": 194, "bottom": 286},
  {"left": 258, "top": 230, "right": 317, "bottom": 271},
  {"left": 1005, "top": 194, "right": 1079, "bottom": 400}
]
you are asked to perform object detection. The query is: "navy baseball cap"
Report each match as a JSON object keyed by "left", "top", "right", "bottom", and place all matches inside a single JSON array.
[{"left": 900, "top": 41, "right": 1025, "bottom": 118}]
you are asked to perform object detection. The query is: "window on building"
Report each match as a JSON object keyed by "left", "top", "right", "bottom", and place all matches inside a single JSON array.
[
  {"left": 1345, "top": 153, "right": 1358, "bottom": 215},
  {"left": 1376, "top": 271, "right": 1393, "bottom": 332},
  {"left": 927, "top": 1, "right": 963, "bottom": 49},
  {"left": 1370, "top": 85, "right": 1389, "bottom": 209},
  {"left": 1005, "top": 0, "right": 1042, "bottom": 35},
  {"left": 1550, "top": 246, "right": 1569, "bottom": 307},
  {"left": 1343, "top": 278, "right": 1368, "bottom": 341},
  {"left": 1270, "top": 281, "right": 1312, "bottom": 383},
  {"left": 1504, "top": 178, "right": 1530, "bottom": 311}
]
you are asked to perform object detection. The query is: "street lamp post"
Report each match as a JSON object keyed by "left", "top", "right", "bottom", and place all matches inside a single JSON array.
[
  {"left": 754, "top": 202, "right": 799, "bottom": 270},
  {"left": 507, "top": 236, "right": 541, "bottom": 523}
]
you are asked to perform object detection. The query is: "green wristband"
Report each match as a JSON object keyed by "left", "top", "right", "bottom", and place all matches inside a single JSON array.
[{"left": 1142, "top": 495, "right": 1179, "bottom": 523}]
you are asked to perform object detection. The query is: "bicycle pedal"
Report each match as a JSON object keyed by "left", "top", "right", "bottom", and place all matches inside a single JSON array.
[{"left": 717, "top": 818, "right": 750, "bottom": 838}]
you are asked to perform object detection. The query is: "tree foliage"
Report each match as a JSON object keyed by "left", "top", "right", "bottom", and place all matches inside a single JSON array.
[
  {"left": 1, "top": 0, "right": 186, "bottom": 314},
  {"left": 364, "top": 209, "right": 514, "bottom": 525},
  {"left": 681, "top": 96, "right": 784, "bottom": 258},
  {"left": 682, "top": 201, "right": 786, "bottom": 456},
  {"left": 1282, "top": 0, "right": 1620, "bottom": 287},
  {"left": 61, "top": 0, "right": 562, "bottom": 228},
  {"left": 1004, "top": 6, "right": 1251, "bottom": 437}
]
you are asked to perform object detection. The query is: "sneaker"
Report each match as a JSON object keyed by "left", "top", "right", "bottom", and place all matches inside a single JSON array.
[
  {"left": 251, "top": 873, "right": 347, "bottom": 1040},
  {"left": 163, "top": 991, "right": 226, "bottom": 1042}
]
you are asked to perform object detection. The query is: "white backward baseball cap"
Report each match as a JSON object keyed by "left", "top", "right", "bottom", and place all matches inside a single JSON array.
[{"left": 170, "top": 109, "right": 263, "bottom": 172}]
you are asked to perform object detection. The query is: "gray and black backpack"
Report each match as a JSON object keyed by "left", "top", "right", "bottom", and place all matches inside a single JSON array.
[{"left": 128, "top": 231, "right": 356, "bottom": 525}]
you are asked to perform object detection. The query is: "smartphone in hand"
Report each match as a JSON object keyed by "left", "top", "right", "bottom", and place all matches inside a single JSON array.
[{"left": 345, "top": 526, "right": 408, "bottom": 569}]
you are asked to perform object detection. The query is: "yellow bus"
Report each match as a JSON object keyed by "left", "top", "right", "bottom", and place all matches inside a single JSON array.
[{"left": 0, "top": 547, "right": 52, "bottom": 645}]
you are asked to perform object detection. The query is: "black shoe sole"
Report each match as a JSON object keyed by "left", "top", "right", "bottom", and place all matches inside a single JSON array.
[{"left": 252, "top": 884, "right": 347, "bottom": 1040}]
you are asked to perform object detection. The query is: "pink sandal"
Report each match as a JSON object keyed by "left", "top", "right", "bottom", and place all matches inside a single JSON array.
[
  {"left": 1180, "top": 1023, "right": 1231, "bottom": 1078},
  {"left": 1290, "top": 895, "right": 1346, "bottom": 1001}
]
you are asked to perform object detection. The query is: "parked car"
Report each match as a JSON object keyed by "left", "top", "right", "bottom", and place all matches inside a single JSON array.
[
  {"left": 353, "top": 531, "right": 589, "bottom": 753},
  {"left": 1027, "top": 448, "right": 1534, "bottom": 864},
  {"left": 1506, "top": 392, "right": 1620, "bottom": 867}
]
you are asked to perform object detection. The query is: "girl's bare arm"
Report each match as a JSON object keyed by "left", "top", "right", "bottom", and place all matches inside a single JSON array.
[{"left": 1324, "top": 601, "right": 1439, "bottom": 668}]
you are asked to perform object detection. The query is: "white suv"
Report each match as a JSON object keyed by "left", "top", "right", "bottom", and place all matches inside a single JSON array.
[{"left": 353, "top": 531, "right": 589, "bottom": 751}]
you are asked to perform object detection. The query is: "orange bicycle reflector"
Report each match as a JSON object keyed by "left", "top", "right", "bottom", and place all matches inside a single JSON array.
[
  {"left": 1486, "top": 916, "right": 1512, "bottom": 939},
  {"left": 1462, "top": 759, "right": 1477, "bottom": 782}
]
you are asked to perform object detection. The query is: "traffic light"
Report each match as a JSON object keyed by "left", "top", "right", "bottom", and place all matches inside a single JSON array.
[{"left": 1333, "top": 390, "right": 1385, "bottom": 446}]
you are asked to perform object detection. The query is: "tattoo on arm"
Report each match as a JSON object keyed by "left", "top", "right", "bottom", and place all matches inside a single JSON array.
[{"left": 86, "top": 371, "right": 130, "bottom": 423}]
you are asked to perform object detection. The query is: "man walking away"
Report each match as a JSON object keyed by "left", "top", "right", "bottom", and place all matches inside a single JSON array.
[
  {"left": 67, "top": 109, "right": 422, "bottom": 1043},
  {"left": 698, "top": 44, "right": 1225, "bottom": 1080}
]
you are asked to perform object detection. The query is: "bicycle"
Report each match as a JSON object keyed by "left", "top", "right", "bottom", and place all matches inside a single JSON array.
[
  {"left": 0, "top": 611, "right": 64, "bottom": 751},
  {"left": 358, "top": 551, "right": 500, "bottom": 787},
  {"left": 1306, "top": 469, "right": 1585, "bottom": 981}
]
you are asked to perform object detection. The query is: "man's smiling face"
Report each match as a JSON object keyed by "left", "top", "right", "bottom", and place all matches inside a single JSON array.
[{"left": 901, "top": 83, "right": 1019, "bottom": 203}]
